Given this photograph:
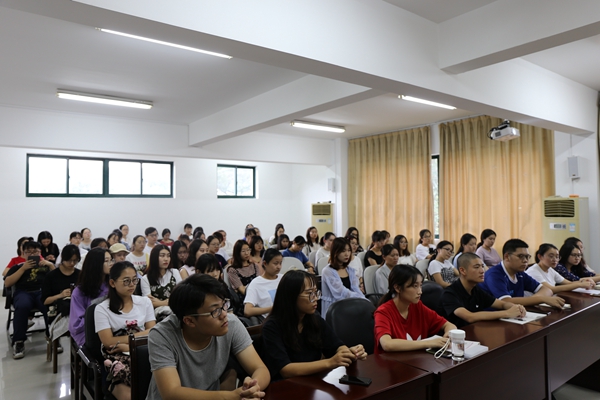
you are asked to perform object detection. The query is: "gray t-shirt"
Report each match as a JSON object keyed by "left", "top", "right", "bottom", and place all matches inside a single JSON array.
[{"left": 145, "top": 313, "right": 252, "bottom": 399}]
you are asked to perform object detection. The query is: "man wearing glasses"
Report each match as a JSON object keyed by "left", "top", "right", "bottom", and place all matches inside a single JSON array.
[
  {"left": 5, "top": 241, "right": 55, "bottom": 359},
  {"left": 441, "top": 252, "right": 526, "bottom": 328},
  {"left": 478, "top": 239, "right": 565, "bottom": 309},
  {"left": 146, "top": 274, "right": 270, "bottom": 399},
  {"left": 144, "top": 227, "right": 159, "bottom": 255}
]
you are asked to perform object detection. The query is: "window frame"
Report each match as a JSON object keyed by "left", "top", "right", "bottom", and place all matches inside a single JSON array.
[
  {"left": 216, "top": 164, "right": 256, "bottom": 199},
  {"left": 26, "top": 154, "right": 173, "bottom": 198}
]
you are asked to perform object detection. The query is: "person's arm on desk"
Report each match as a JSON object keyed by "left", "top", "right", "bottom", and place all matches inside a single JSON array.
[
  {"left": 379, "top": 334, "right": 449, "bottom": 351},
  {"left": 280, "top": 346, "right": 356, "bottom": 379},
  {"left": 453, "top": 301, "right": 525, "bottom": 324},
  {"left": 501, "top": 285, "right": 565, "bottom": 308}
]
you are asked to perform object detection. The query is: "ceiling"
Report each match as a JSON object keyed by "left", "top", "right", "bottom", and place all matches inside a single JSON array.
[{"left": 0, "top": 0, "right": 599, "bottom": 142}]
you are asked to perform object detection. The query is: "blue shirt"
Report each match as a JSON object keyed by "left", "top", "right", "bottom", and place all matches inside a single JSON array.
[
  {"left": 478, "top": 262, "right": 542, "bottom": 299},
  {"left": 281, "top": 249, "right": 309, "bottom": 264}
]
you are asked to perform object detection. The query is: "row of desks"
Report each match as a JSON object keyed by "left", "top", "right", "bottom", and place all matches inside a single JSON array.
[{"left": 265, "top": 291, "right": 600, "bottom": 400}]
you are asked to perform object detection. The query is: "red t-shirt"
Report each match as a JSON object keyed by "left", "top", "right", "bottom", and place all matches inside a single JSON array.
[
  {"left": 5, "top": 256, "right": 26, "bottom": 269},
  {"left": 374, "top": 299, "right": 447, "bottom": 354}
]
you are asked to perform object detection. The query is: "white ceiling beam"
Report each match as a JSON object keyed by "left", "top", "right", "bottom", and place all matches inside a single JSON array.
[
  {"left": 438, "top": 0, "right": 600, "bottom": 74},
  {"left": 188, "top": 76, "right": 381, "bottom": 147}
]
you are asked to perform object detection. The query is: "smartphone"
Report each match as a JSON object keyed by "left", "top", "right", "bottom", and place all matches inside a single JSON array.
[
  {"left": 339, "top": 375, "right": 372, "bottom": 386},
  {"left": 28, "top": 255, "right": 40, "bottom": 266},
  {"left": 428, "top": 247, "right": 436, "bottom": 255},
  {"left": 426, "top": 347, "right": 452, "bottom": 358}
]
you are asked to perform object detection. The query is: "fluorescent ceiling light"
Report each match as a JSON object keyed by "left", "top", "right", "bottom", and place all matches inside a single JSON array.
[
  {"left": 399, "top": 95, "right": 456, "bottom": 110},
  {"left": 97, "top": 28, "right": 232, "bottom": 59},
  {"left": 57, "top": 90, "right": 153, "bottom": 109},
  {"left": 290, "top": 120, "right": 345, "bottom": 133}
]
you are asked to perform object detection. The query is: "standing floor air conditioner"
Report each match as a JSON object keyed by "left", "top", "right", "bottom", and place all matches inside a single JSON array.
[
  {"left": 311, "top": 203, "right": 335, "bottom": 235},
  {"left": 542, "top": 197, "right": 589, "bottom": 247}
]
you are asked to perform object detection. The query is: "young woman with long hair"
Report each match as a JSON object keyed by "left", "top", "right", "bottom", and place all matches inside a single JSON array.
[
  {"left": 269, "top": 223, "right": 285, "bottom": 247},
  {"left": 249, "top": 235, "right": 265, "bottom": 265},
  {"left": 365, "top": 231, "right": 386, "bottom": 266},
  {"left": 94, "top": 261, "right": 156, "bottom": 399},
  {"left": 427, "top": 241, "right": 459, "bottom": 288},
  {"left": 344, "top": 227, "right": 364, "bottom": 253},
  {"left": 303, "top": 226, "right": 320, "bottom": 256},
  {"left": 314, "top": 232, "right": 335, "bottom": 266},
  {"left": 555, "top": 242, "right": 600, "bottom": 283},
  {"left": 393, "top": 235, "right": 417, "bottom": 266},
  {"left": 180, "top": 239, "right": 208, "bottom": 279},
  {"left": 453, "top": 233, "right": 477, "bottom": 268},
  {"left": 262, "top": 270, "right": 367, "bottom": 381},
  {"left": 475, "top": 229, "right": 501, "bottom": 267},
  {"left": 320, "top": 238, "right": 365, "bottom": 317},
  {"left": 170, "top": 240, "right": 188, "bottom": 271},
  {"left": 244, "top": 248, "right": 283, "bottom": 320},
  {"left": 141, "top": 245, "right": 182, "bottom": 321},
  {"left": 415, "top": 229, "right": 435, "bottom": 261},
  {"left": 206, "top": 235, "right": 228, "bottom": 268},
  {"left": 38, "top": 231, "right": 60, "bottom": 263},
  {"left": 226, "top": 240, "right": 264, "bottom": 297},
  {"left": 125, "top": 235, "right": 149, "bottom": 274},
  {"left": 374, "top": 244, "right": 400, "bottom": 294},
  {"left": 374, "top": 265, "right": 455, "bottom": 353}
]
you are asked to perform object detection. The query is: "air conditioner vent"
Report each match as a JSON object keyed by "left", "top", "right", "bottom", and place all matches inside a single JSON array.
[
  {"left": 544, "top": 199, "right": 575, "bottom": 218},
  {"left": 312, "top": 203, "right": 332, "bottom": 216}
]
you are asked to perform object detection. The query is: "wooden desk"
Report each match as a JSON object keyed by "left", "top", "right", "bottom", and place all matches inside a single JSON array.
[
  {"left": 381, "top": 321, "right": 547, "bottom": 400},
  {"left": 264, "top": 354, "right": 434, "bottom": 400}
]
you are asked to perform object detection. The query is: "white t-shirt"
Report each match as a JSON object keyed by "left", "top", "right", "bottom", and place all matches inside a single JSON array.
[
  {"left": 415, "top": 244, "right": 435, "bottom": 261},
  {"left": 315, "top": 248, "right": 330, "bottom": 264},
  {"left": 525, "top": 263, "right": 565, "bottom": 286},
  {"left": 180, "top": 264, "right": 195, "bottom": 277},
  {"left": 144, "top": 245, "right": 155, "bottom": 256},
  {"left": 397, "top": 254, "right": 417, "bottom": 266},
  {"left": 348, "top": 256, "right": 364, "bottom": 278},
  {"left": 126, "top": 253, "right": 148, "bottom": 273},
  {"left": 141, "top": 268, "right": 183, "bottom": 297},
  {"left": 94, "top": 295, "right": 155, "bottom": 334},
  {"left": 428, "top": 259, "right": 458, "bottom": 284},
  {"left": 243, "top": 275, "right": 282, "bottom": 318},
  {"left": 302, "top": 243, "right": 321, "bottom": 257}
]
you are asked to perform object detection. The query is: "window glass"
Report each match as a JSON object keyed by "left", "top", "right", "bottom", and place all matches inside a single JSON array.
[
  {"left": 69, "top": 159, "right": 103, "bottom": 194},
  {"left": 217, "top": 166, "right": 236, "bottom": 196},
  {"left": 237, "top": 168, "right": 254, "bottom": 197},
  {"left": 28, "top": 157, "right": 67, "bottom": 194},
  {"left": 109, "top": 161, "right": 141, "bottom": 195},
  {"left": 142, "top": 163, "right": 171, "bottom": 195}
]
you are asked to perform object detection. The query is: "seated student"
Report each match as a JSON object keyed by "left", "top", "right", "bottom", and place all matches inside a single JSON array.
[
  {"left": 55, "top": 232, "right": 85, "bottom": 266},
  {"left": 141, "top": 245, "right": 182, "bottom": 322},
  {"left": 478, "top": 239, "right": 566, "bottom": 309},
  {"left": 302, "top": 226, "right": 320, "bottom": 257},
  {"left": 275, "top": 234, "right": 290, "bottom": 251},
  {"left": 375, "top": 245, "right": 400, "bottom": 294},
  {"left": 38, "top": 231, "right": 60, "bottom": 264},
  {"left": 193, "top": 227, "right": 206, "bottom": 241},
  {"left": 107, "top": 232, "right": 120, "bottom": 248},
  {"left": 180, "top": 239, "right": 208, "bottom": 279},
  {"left": 183, "top": 223, "right": 193, "bottom": 240},
  {"left": 282, "top": 236, "right": 315, "bottom": 274},
  {"left": 95, "top": 261, "right": 156, "bottom": 400},
  {"left": 441, "top": 253, "right": 525, "bottom": 328},
  {"left": 365, "top": 230, "right": 386, "bottom": 266},
  {"left": 526, "top": 243, "right": 595, "bottom": 293},
  {"left": 393, "top": 235, "right": 417, "bottom": 266},
  {"left": 214, "top": 230, "right": 233, "bottom": 260},
  {"left": 320, "top": 238, "right": 366, "bottom": 317},
  {"left": 195, "top": 254, "right": 229, "bottom": 296},
  {"left": 144, "top": 227, "right": 159, "bottom": 255},
  {"left": 453, "top": 233, "right": 478, "bottom": 269},
  {"left": 177, "top": 233, "right": 191, "bottom": 247},
  {"left": 249, "top": 235, "right": 265, "bottom": 265},
  {"left": 244, "top": 227, "right": 257, "bottom": 243},
  {"left": 555, "top": 242, "right": 600, "bottom": 283},
  {"left": 3, "top": 236, "right": 33, "bottom": 277},
  {"left": 262, "top": 270, "right": 367, "bottom": 381},
  {"left": 269, "top": 223, "right": 285, "bottom": 247},
  {"left": 427, "top": 241, "right": 459, "bottom": 288},
  {"left": 159, "top": 228, "right": 174, "bottom": 247},
  {"left": 475, "top": 229, "right": 501, "bottom": 268},
  {"left": 227, "top": 240, "right": 264, "bottom": 297},
  {"left": 80, "top": 228, "right": 93, "bottom": 252},
  {"left": 170, "top": 240, "right": 188, "bottom": 272},
  {"left": 125, "top": 235, "right": 149, "bottom": 274},
  {"left": 5, "top": 241, "right": 55, "bottom": 359},
  {"left": 109, "top": 243, "right": 129, "bottom": 263},
  {"left": 70, "top": 248, "right": 112, "bottom": 347},
  {"left": 314, "top": 232, "right": 335, "bottom": 266},
  {"left": 347, "top": 236, "right": 365, "bottom": 286},
  {"left": 374, "top": 265, "right": 456, "bottom": 353},
  {"left": 415, "top": 229, "right": 436, "bottom": 261},
  {"left": 118, "top": 224, "right": 131, "bottom": 250},
  {"left": 344, "top": 227, "right": 364, "bottom": 253},
  {"left": 206, "top": 235, "right": 228, "bottom": 268},
  {"left": 244, "top": 249, "right": 283, "bottom": 320},
  {"left": 146, "top": 274, "right": 270, "bottom": 399}
]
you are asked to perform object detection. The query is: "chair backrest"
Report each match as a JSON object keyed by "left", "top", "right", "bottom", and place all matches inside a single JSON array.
[
  {"left": 365, "top": 293, "right": 383, "bottom": 308},
  {"left": 420, "top": 280, "right": 444, "bottom": 313},
  {"left": 281, "top": 257, "right": 304, "bottom": 274},
  {"left": 316, "top": 257, "right": 329, "bottom": 275},
  {"left": 129, "top": 334, "right": 151, "bottom": 400},
  {"left": 83, "top": 304, "right": 103, "bottom": 362},
  {"left": 223, "top": 266, "right": 231, "bottom": 288},
  {"left": 356, "top": 251, "right": 366, "bottom": 269},
  {"left": 363, "top": 265, "right": 379, "bottom": 295},
  {"left": 308, "top": 251, "right": 317, "bottom": 267},
  {"left": 415, "top": 259, "right": 429, "bottom": 279},
  {"left": 326, "top": 298, "right": 376, "bottom": 355}
]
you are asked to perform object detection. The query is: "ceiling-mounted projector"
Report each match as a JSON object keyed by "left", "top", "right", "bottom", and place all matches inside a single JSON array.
[{"left": 488, "top": 120, "right": 520, "bottom": 141}]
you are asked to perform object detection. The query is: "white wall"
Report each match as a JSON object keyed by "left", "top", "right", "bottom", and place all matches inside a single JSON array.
[
  {"left": 0, "top": 145, "right": 335, "bottom": 260},
  {"left": 554, "top": 131, "right": 600, "bottom": 269}
]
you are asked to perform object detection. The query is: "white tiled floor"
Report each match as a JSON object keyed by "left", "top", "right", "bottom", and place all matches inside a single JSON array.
[{"left": 0, "top": 305, "right": 72, "bottom": 400}]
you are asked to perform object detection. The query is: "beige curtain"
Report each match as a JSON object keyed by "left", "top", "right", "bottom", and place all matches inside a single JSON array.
[
  {"left": 348, "top": 127, "right": 432, "bottom": 252},
  {"left": 439, "top": 116, "right": 555, "bottom": 250}
]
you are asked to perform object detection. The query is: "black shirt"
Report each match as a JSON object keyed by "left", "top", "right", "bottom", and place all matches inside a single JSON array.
[
  {"left": 365, "top": 250, "right": 384, "bottom": 266},
  {"left": 41, "top": 243, "right": 60, "bottom": 261},
  {"left": 262, "top": 315, "right": 344, "bottom": 381},
  {"left": 5, "top": 262, "right": 50, "bottom": 292},
  {"left": 41, "top": 266, "right": 80, "bottom": 304},
  {"left": 340, "top": 276, "right": 351, "bottom": 290},
  {"left": 441, "top": 279, "right": 496, "bottom": 328}
]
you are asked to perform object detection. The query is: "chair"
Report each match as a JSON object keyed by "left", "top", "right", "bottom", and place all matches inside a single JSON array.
[
  {"left": 308, "top": 251, "right": 317, "bottom": 267},
  {"left": 415, "top": 259, "right": 429, "bottom": 279},
  {"left": 129, "top": 334, "right": 151, "bottom": 400},
  {"left": 356, "top": 251, "right": 366, "bottom": 269},
  {"left": 365, "top": 293, "right": 383, "bottom": 308},
  {"left": 326, "top": 298, "right": 376, "bottom": 355},
  {"left": 420, "top": 280, "right": 444, "bottom": 313},
  {"left": 281, "top": 257, "right": 304, "bottom": 274},
  {"left": 363, "top": 265, "right": 379, "bottom": 295},
  {"left": 71, "top": 336, "right": 81, "bottom": 400},
  {"left": 4, "top": 285, "right": 47, "bottom": 345},
  {"left": 316, "top": 257, "right": 329, "bottom": 275}
]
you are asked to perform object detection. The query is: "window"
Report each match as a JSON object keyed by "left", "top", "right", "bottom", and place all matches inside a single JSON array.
[
  {"left": 431, "top": 155, "right": 439, "bottom": 239},
  {"left": 26, "top": 154, "right": 173, "bottom": 197},
  {"left": 217, "top": 165, "right": 255, "bottom": 198}
]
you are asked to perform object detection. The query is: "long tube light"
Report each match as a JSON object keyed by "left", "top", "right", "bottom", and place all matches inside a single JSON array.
[
  {"left": 290, "top": 120, "right": 346, "bottom": 133},
  {"left": 57, "top": 90, "right": 153, "bottom": 109},
  {"left": 399, "top": 95, "right": 456, "bottom": 110},
  {"left": 97, "top": 28, "right": 232, "bottom": 59}
]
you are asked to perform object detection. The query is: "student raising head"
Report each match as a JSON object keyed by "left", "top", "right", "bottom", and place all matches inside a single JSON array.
[
  {"left": 393, "top": 235, "right": 417, "bottom": 266},
  {"left": 303, "top": 226, "right": 320, "bottom": 256},
  {"left": 415, "top": 229, "right": 435, "bottom": 261},
  {"left": 262, "top": 270, "right": 367, "bottom": 381},
  {"left": 427, "top": 241, "right": 459, "bottom": 288},
  {"left": 244, "top": 248, "right": 283, "bottom": 320},
  {"left": 374, "top": 244, "right": 400, "bottom": 294},
  {"left": 227, "top": 240, "right": 264, "bottom": 297},
  {"left": 141, "top": 245, "right": 182, "bottom": 321},
  {"left": 180, "top": 239, "right": 208, "bottom": 280}
]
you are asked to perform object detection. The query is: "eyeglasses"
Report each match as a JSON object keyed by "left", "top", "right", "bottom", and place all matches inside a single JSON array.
[
  {"left": 299, "top": 290, "right": 321, "bottom": 302},
  {"left": 148, "top": 233, "right": 158, "bottom": 238},
  {"left": 186, "top": 300, "right": 231, "bottom": 319},
  {"left": 442, "top": 248, "right": 454, "bottom": 254},
  {"left": 512, "top": 253, "right": 532, "bottom": 262},
  {"left": 545, "top": 254, "right": 560, "bottom": 260},
  {"left": 118, "top": 277, "right": 140, "bottom": 286},
  {"left": 105, "top": 259, "right": 115, "bottom": 265},
  {"left": 570, "top": 253, "right": 583, "bottom": 258}
]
